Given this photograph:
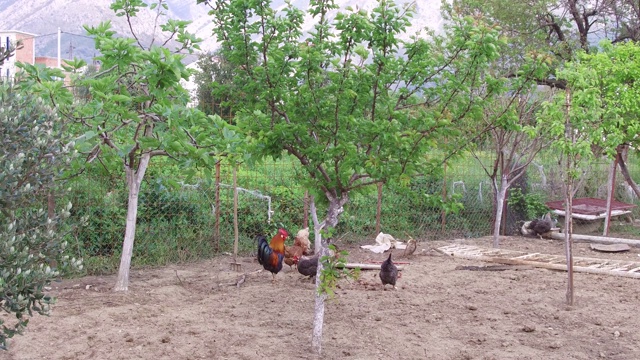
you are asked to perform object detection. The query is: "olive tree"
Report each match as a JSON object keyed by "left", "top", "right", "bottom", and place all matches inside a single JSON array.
[{"left": 0, "top": 84, "right": 83, "bottom": 350}]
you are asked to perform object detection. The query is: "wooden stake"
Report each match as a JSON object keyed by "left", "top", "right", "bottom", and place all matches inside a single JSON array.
[
  {"left": 303, "top": 190, "right": 309, "bottom": 229},
  {"left": 376, "top": 182, "right": 383, "bottom": 235},
  {"left": 230, "top": 166, "right": 241, "bottom": 272},
  {"left": 214, "top": 160, "right": 221, "bottom": 252}
]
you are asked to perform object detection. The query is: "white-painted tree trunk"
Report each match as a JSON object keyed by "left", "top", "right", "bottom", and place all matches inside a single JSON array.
[
  {"left": 114, "top": 153, "right": 151, "bottom": 291},
  {"left": 311, "top": 240, "right": 326, "bottom": 354},
  {"left": 309, "top": 196, "right": 325, "bottom": 354},
  {"left": 309, "top": 193, "right": 347, "bottom": 355},
  {"left": 492, "top": 174, "right": 509, "bottom": 248}
]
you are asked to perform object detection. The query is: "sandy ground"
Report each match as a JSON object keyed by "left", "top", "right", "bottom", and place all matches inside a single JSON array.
[{"left": 5, "top": 235, "right": 640, "bottom": 360}]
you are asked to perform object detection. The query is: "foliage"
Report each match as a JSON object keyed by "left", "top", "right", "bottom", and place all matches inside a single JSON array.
[
  {"left": 0, "top": 41, "right": 17, "bottom": 65},
  {"left": 193, "top": 50, "right": 236, "bottom": 118},
  {"left": 17, "top": 0, "right": 244, "bottom": 291},
  {"left": 202, "top": 0, "right": 510, "bottom": 230},
  {"left": 317, "top": 245, "right": 359, "bottom": 299},
  {"left": 0, "top": 84, "right": 83, "bottom": 349},
  {"left": 448, "top": 0, "right": 640, "bottom": 88},
  {"left": 541, "top": 41, "right": 640, "bottom": 163},
  {"left": 507, "top": 187, "right": 549, "bottom": 220}
]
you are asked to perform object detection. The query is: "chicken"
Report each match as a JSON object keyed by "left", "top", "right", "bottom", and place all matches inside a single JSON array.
[
  {"left": 294, "top": 227, "right": 311, "bottom": 255},
  {"left": 297, "top": 254, "right": 319, "bottom": 278},
  {"left": 284, "top": 244, "right": 304, "bottom": 269},
  {"left": 257, "top": 228, "right": 289, "bottom": 283},
  {"left": 525, "top": 213, "right": 555, "bottom": 239},
  {"left": 403, "top": 238, "right": 417, "bottom": 258},
  {"left": 379, "top": 253, "right": 398, "bottom": 290}
]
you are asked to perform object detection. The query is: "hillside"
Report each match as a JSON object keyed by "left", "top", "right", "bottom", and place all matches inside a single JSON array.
[{"left": 0, "top": 0, "right": 442, "bottom": 63}]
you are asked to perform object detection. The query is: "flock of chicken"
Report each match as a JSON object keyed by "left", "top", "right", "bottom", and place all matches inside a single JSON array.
[
  {"left": 255, "top": 212, "right": 557, "bottom": 289},
  {"left": 256, "top": 227, "right": 398, "bottom": 290}
]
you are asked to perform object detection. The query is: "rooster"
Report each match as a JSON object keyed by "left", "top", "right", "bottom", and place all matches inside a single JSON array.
[
  {"left": 257, "top": 228, "right": 289, "bottom": 283},
  {"left": 379, "top": 253, "right": 398, "bottom": 290}
]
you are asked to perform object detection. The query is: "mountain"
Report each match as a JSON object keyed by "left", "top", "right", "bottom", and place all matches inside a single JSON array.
[{"left": 0, "top": 0, "right": 442, "bottom": 63}]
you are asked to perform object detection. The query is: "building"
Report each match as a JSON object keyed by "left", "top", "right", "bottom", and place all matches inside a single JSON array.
[{"left": 0, "top": 30, "right": 36, "bottom": 81}]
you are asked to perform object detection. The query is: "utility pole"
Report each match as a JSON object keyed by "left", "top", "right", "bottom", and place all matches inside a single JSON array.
[{"left": 57, "top": 27, "right": 61, "bottom": 68}]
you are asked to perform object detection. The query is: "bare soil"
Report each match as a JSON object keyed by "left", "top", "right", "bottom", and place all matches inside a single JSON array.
[{"left": 6, "top": 235, "right": 640, "bottom": 360}]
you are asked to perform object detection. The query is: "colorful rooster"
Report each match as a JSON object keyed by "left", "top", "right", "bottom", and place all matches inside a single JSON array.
[{"left": 257, "top": 228, "right": 289, "bottom": 283}]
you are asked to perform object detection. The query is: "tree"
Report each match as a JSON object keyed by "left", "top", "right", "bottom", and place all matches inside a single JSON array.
[
  {"left": 593, "top": 42, "right": 640, "bottom": 199},
  {"left": 471, "top": 87, "right": 553, "bottom": 247},
  {"left": 450, "top": 0, "right": 640, "bottom": 89},
  {"left": 18, "top": 0, "right": 239, "bottom": 291},
  {"left": 202, "top": 0, "right": 510, "bottom": 353},
  {"left": 0, "top": 41, "right": 16, "bottom": 65},
  {"left": 193, "top": 50, "right": 236, "bottom": 118},
  {"left": 0, "top": 84, "right": 83, "bottom": 350},
  {"left": 538, "top": 40, "right": 640, "bottom": 305}
]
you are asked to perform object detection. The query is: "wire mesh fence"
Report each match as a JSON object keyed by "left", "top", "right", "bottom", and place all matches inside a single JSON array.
[{"left": 62, "top": 156, "right": 640, "bottom": 274}]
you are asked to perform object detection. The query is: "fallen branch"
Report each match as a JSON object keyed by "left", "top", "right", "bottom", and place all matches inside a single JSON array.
[
  {"left": 175, "top": 270, "right": 184, "bottom": 286},
  {"left": 455, "top": 265, "right": 533, "bottom": 271},
  {"left": 338, "top": 263, "right": 405, "bottom": 271},
  {"left": 550, "top": 232, "right": 640, "bottom": 248},
  {"left": 236, "top": 274, "right": 246, "bottom": 288},
  {"left": 364, "top": 260, "right": 412, "bottom": 265},
  {"left": 214, "top": 270, "right": 262, "bottom": 288}
]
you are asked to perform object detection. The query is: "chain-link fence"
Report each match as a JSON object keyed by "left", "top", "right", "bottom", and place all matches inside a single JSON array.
[{"left": 62, "top": 156, "right": 640, "bottom": 274}]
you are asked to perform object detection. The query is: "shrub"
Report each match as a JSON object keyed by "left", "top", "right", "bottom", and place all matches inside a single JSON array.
[{"left": 0, "top": 84, "right": 83, "bottom": 350}]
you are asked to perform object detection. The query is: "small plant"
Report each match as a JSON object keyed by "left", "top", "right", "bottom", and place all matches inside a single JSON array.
[
  {"left": 507, "top": 187, "right": 549, "bottom": 219},
  {"left": 317, "top": 245, "right": 360, "bottom": 299}
]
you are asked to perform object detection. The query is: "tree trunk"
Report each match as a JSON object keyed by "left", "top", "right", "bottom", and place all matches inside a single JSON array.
[
  {"left": 309, "top": 196, "right": 325, "bottom": 354},
  {"left": 564, "top": 179, "right": 574, "bottom": 306},
  {"left": 563, "top": 88, "right": 574, "bottom": 306},
  {"left": 617, "top": 146, "right": 640, "bottom": 198},
  {"left": 603, "top": 158, "right": 618, "bottom": 236},
  {"left": 114, "top": 154, "right": 151, "bottom": 291},
  {"left": 310, "top": 192, "right": 348, "bottom": 355},
  {"left": 492, "top": 174, "right": 509, "bottom": 248},
  {"left": 311, "top": 235, "right": 326, "bottom": 355}
]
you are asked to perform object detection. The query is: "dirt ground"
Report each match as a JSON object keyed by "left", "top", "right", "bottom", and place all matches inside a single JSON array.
[{"left": 5, "top": 235, "right": 640, "bottom": 360}]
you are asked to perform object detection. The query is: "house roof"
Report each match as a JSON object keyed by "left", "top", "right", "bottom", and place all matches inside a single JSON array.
[{"left": 0, "top": 30, "right": 38, "bottom": 37}]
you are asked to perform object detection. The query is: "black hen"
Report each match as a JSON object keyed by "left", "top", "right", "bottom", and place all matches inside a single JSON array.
[
  {"left": 379, "top": 253, "right": 398, "bottom": 290},
  {"left": 526, "top": 213, "right": 554, "bottom": 239},
  {"left": 297, "top": 254, "right": 319, "bottom": 278}
]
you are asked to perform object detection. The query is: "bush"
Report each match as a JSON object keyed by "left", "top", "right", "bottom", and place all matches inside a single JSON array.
[{"left": 0, "top": 84, "right": 83, "bottom": 350}]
